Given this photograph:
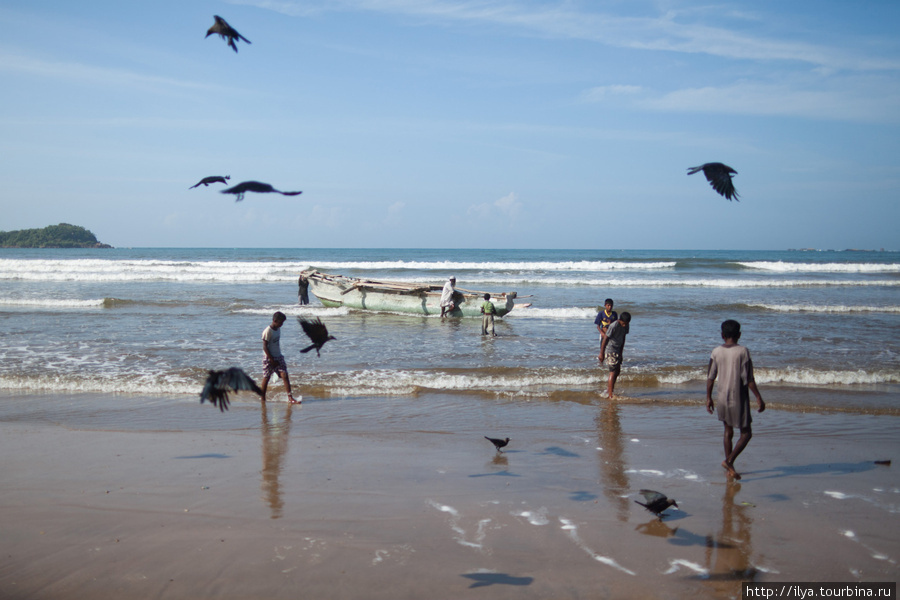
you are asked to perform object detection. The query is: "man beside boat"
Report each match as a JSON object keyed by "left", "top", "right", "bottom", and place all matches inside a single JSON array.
[
  {"left": 299, "top": 269, "right": 519, "bottom": 317},
  {"left": 440, "top": 276, "right": 459, "bottom": 318}
]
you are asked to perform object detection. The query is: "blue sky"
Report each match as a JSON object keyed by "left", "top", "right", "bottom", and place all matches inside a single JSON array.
[{"left": 2, "top": 0, "right": 899, "bottom": 249}]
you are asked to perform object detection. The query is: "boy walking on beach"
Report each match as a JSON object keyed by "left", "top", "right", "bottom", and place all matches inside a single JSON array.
[
  {"left": 595, "top": 298, "right": 618, "bottom": 359},
  {"left": 706, "top": 319, "right": 764, "bottom": 480},
  {"left": 600, "top": 312, "right": 631, "bottom": 398},
  {"left": 481, "top": 293, "right": 497, "bottom": 336},
  {"left": 261, "top": 311, "right": 299, "bottom": 404}
]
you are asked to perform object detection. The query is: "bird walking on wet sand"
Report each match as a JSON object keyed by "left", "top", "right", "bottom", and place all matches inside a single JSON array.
[
  {"left": 635, "top": 489, "right": 678, "bottom": 519},
  {"left": 220, "top": 181, "right": 303, "bottom": 202},
  {"left": 687, "top": 162, "right": 739, "bottom": 201},
  {"left": 485, "top": 436, "right": 510, "bottom": 452},
  {"left": 206, "top": 15, "right": 251, "bottom": 53},
  {"left": 200, "top": 367, "right": 263, "bottom": 411},
  {"left": 189, "top": 175, "right": 230, "bottom": 189},
  {"left": 298, "top": 317, "right": 336, "bottom": 357}
]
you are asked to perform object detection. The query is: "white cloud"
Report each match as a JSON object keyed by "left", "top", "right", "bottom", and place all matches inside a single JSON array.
[
  {"left": 580, "top": 85, "right": 644, "bottom": 103},
  {"left": 233, "top": 0, "right": 900, "bottom": 71},
  {"left": 639, "top": 81, "right": 900, "bottom": 123},
  {"left": 383, "top": 201, "right": 406, "bottom": 226},
  {"left": 0, "top": 52, "right": 224, "bottom": 94},
  {"left": 467, "top": 191, "right": 522, "bottom": 223}
]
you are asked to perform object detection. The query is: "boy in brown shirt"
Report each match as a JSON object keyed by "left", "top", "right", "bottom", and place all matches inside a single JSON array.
[{"left": 706, "top": 319, "right": 765, "bottom": 479}]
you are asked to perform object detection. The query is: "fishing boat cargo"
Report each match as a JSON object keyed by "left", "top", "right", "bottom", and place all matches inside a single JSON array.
[{"left": 301, "top": 269, "right": 519, "bottom": 317}]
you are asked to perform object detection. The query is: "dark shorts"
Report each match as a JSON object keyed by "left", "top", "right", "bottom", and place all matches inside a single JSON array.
[
  {"left": 263, "top": 355, "right": 288, "bottom": 379},
  {"left": 604, "top": 351, "right": 622, "bottom": 372}
]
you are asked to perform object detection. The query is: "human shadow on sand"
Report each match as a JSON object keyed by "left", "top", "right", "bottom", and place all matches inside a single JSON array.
[
  {"left": 740, "top": 461, "right": 878, "bottom": 482},
  {"left": 469, "top": 470, "right": 520, "bottom": 478},
  {"left": 462, "top": 573, "right": 534, "bottom": 588},
  {"left": 541, "top": 446, "right": 580, "bottom": 458},
  {"left": 174, "top": 453, "right": 231, "bottom": 459},
  {"left": 569, "top": 490, "right": 599, "bottom": 501}
]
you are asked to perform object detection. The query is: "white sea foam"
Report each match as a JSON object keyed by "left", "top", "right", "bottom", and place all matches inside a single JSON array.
[
  {"left": 513, "top": 508, "right": 549, "bottom": 526},
  {"left": 299, "top": 260, "right": 677, "bottom": 272},
  {"left": 427, "top": 500, "right": 492, "bottom": 550},
  {"left": 232, "top": 306, "right": 351, "bottom": 317},
  {"left": 663, "top": 559, "right": 709, "bottom": 577},
  {"left": 6, "top": 363, "right": 896, "bottom": 398},
  {"left": 0, "top": 258, "right": 674, "bottom": 284},
  {"left": 755, "top": 367, "right": 900, "bottom": 386},
  {"left": 506, "top": 306, "right": 596, "bottom": 319},
  {"left": 739, "top": 261, "right": 900, "bottom": 273},
  {"left": 0, "top": 374, "right": 198, "bottom": 396},
  {"left": 0, "top": 297, "right": 107, "bottom": 309},
  {"left": 4, "top": 258, "right": 897, "bottom": 288},
  {"left": 825, "top": 491, "right": 850, "bottom": 500},
  {"left": 558, "top": 517, "right": 635, "bottom": 575},
  {"left": 625, "top": 468, "right": 703, "bottom": 482},
  {"left": 749, "top": 303, "right": 900, "bottom": 314}
]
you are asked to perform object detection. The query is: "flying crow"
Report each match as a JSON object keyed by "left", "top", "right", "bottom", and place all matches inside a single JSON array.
[
  {"left": 200, "top": 367, "right": 263, "bottom": 411},
  {"left": 220, "top": 181, "right": 303, "bottom": 202},
  {"left": 298, "top": 317, "right": 336, "bottom": 357},
  {"left": 206, "top": 15, "right": 251, "bottom": 53},
  {"left": 189, "top": 175, "right": 230, "bottom": 189},
  {"left": 687, "top": 162, "right": 739, "bottom": 201}
]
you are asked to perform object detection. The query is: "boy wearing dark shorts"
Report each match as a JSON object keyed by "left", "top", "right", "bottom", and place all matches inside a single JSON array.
[
  {"left": 600, "top": 311, "right": 631, "bottom": 398},
  {"left": 261, "top": 311, "right": 299, "bottom": 404}
]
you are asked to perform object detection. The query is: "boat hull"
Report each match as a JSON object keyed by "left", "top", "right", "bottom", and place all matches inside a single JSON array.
[{"left": 303, "top": 270, "right": 517, "bottom": 317}]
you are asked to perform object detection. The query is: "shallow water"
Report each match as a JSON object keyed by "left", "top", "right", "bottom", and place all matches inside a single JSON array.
[{"left": 1, "top": 248, "right": 898, "bottom": 414}]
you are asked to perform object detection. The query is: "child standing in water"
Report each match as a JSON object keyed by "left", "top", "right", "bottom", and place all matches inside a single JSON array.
[
  {"left": 706, "top": 319, "right": 765, "bottom": 479},
  {"left": 261, "top": 311, "right": 299, "bottom": 404},
  {"left": 481, "top": 293, "right": 497, "bottom": 336},
  {"left": 595, "top": 298, "right": 618, "bottom": 360},
  {"left": 600, "top": 311, "right": 631, "bottom": 398}
]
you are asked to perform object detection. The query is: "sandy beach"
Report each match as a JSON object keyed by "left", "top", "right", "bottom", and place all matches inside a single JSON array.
[{"left": 1, "top": 390, "right": 897, "bottom": 600}]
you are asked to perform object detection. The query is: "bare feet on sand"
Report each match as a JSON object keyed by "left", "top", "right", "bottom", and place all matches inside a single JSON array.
[{"left": 722, "top": 461, "right": 741, "bottom": 480}]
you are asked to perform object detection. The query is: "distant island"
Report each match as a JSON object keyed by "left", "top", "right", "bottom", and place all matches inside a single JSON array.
[{"left": 0, "top": 224, "right": 112, "bottom": 248}]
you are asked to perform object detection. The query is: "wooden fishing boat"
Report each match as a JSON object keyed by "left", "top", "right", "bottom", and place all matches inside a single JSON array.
[{"left": 301, "top": 269, "right": 520, "bottom": 317}]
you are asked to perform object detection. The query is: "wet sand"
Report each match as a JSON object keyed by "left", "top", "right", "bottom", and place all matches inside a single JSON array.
[{"left": 0, "top": 391, "right": 897, "bottom": 599}]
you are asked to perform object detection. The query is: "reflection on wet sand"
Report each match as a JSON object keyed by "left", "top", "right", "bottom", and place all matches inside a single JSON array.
[
  {"left": 704, "top": 482, "right": 759, "bottom": 593},
  {"left": 595, "top": 402, "right": 630, "bottom": 521},
  {"left": 260, "top": 402, "right": 294, "bottom": 519}
]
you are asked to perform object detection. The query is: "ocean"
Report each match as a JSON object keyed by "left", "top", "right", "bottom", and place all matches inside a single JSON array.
[{"left": 1, "top": 247, "right": 898, "bottom": 416}]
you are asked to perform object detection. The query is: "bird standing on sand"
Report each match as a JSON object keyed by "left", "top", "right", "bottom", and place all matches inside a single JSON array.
[
  {"left": 189, "top": 175, "right": 230, "bottom": 189},
  {"left": 200, "top": 367, "right": 263, "bottom": 411},
  {"left": 298, "top": 317, "right": 336, "bottom": 357},
  {"left": 687, "top": 162, "right": 740, "bottom": 201},
  {"left": 635, "top": 489, "right": 678, "bottom": 519},
  {"left": 220, "top": 181, "right": 304, "bottom": 202},
  {"left": 206, "top": 15, "right": 251, "bottom": 53},
  {"left": 485, "top": 436, "right": 510, "bottom": 452}
]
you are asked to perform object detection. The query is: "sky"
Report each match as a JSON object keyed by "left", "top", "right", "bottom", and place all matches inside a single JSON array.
[{"left": 2, "top": 0, "right": 899, "bottom": 250}]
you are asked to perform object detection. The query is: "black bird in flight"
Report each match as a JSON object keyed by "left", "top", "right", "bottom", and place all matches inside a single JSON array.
[
  {"left": 687, "top": 162, "right": 739, "bottom": 201},
  {"left": 220, "top": 181, "right": 304, "bottom": 202},
  {"left": 298, "top": 317, "right": 336, "bottom": 357},
  {"left": 189, "top": 175, "right": 230, "bottom": 189},
  {"left": 635, "top": 489, "right": 678, "bottom": 519},
  {"left": 206, "top": 15, "right": 251, "bottom": 53},
  {"left": 485, "top": 436, "right": 510, "bottom": 452},
  {"left": 200, "top": 367, "right": 263, "bottom": 411}
]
